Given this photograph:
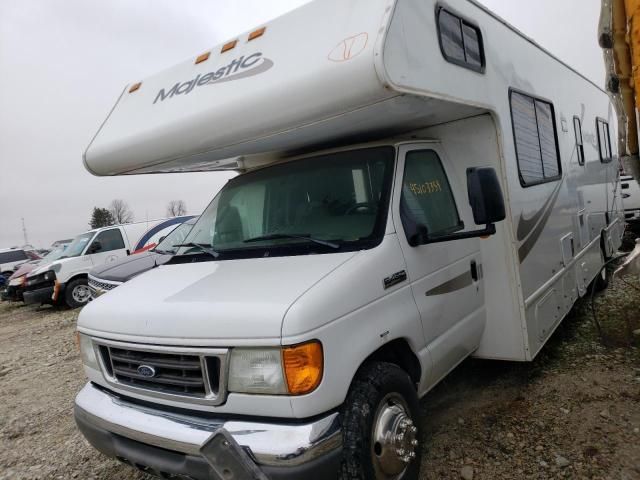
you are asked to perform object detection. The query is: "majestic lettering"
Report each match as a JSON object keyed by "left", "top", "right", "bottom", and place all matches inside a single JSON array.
[{"left": 153, "top": 52, "right": 273, "bottom": 104}]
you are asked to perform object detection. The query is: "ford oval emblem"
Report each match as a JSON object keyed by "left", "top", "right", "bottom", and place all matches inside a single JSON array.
[{"left": 137, "top": 365, "right": 156, "bottom": 378}]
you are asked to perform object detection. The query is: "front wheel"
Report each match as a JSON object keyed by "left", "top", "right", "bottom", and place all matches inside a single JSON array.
[
  {"left": 65, "top": 278, "right": 91, "bottom": 308},
  {"left": 339, "top": 362, "right": 421, "bottom": 480}
]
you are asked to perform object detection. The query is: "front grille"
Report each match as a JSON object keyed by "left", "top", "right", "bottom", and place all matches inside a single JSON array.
[
  {"left": 95, "top": 341, "right": 227, "bottom": 405},
  {"left": 88, "top": 277, "right": 121, "bottom": 298}
]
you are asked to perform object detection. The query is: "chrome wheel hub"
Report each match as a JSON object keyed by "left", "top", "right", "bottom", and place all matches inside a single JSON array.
[
  {"left": 372, "top": 393, "right": 418, "bottom": 479},
  {"left": 72, "top": 285, "right": 90, "bottom": 303}
]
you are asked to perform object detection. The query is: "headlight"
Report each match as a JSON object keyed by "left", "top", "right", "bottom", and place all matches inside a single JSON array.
[
  {"left": 228, "top": 341, "right": 323, "bottom": 396},
  {"left": 77, "top": 333, "right": 100, "bottom": 370},
  {"left": 44, "top": 271, "right": 56, "bottom": 281},
  {"left": 228, "top": 348, "right": 287, "bottom": 395}
]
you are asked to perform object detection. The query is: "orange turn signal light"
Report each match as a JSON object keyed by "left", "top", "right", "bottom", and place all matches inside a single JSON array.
[
  {"left": 248, "top": 27, "right": 266, "bottom": 42},
  {"left": 282, "top": 341, "right": 323, "bottom": 395},
  {"left": 128, "top": 82, "right": 142, "bottom": 93},
  {"left": 195, "top": 51, "right": 210, "bottom": 64},
  {"left": 221, "top": 40, "right": 237, "bottom": 53}
]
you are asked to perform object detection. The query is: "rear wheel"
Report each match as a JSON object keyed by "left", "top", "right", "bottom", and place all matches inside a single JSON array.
[
  {"left": 65, "top": 278, "right": 90, "bottom": 308},
  {"left": 591, "top": 266, "right": 609, "bottom": 293},
  {"left": 339, "top": 362, "right": 421, "bottom": 480}
]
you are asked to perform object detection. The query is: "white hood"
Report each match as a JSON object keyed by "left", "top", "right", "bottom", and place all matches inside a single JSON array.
[{"left": 78, "top": 253, "right": 356, "bottom": 343}]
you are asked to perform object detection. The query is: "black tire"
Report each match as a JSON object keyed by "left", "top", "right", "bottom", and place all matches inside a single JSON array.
[
  {"left": 65, "top": 278, "right": 91, "bottom": 308},
  {"left": 339, "top": 362, "right": 421, "bottom": 480},
  {"left": 591, "top": 266, "right": 609, "bottom": 293}
]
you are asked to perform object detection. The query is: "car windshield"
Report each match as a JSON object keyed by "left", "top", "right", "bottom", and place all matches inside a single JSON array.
[
  {"left": 176, "top": 147, "right": 394, "bottom": 260},
  {"left": 40, "top": 245, "right": 69, "bottom": 263},
  {"left": 155, "top": 221, "right": 196, "bottom": 254},
  {"left": 59, "top": 232, "right": 94, "bottom": 259}
]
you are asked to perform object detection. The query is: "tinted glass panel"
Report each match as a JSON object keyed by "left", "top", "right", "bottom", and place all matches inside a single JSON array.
[
  {"left": 462, "top": 23, "right": 482, "bottom": 68},
  {"left": 535, "top": 100, "right": 559, "bottom": 178},
  {"left": 0, "top": 250, "right": 28, "bottom": 264},
  {"left": 511, "top": 92, "right": 544, "bottom": 184},
  {"left": 94, "top": 229, "right": 125, "bottom": 252},
  {"left": 439, "top": 10, "right": 465, "bottom": 63},
  {"left": 179, "top": 147, "right": 394, "bottom": 258},
  {"left": 573, "top": 117, "right": 584, "bottom": 165},
  {"left": 402, "top": 150, "right": 461, "bottom": 237},
  {"left": 597, "top": 119, "right": 612, "bottom": 162},
  {"left": 511, "top": 91, "right": 561, "bottom": 186}
]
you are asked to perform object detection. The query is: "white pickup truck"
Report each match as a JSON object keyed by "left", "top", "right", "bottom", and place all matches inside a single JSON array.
[{"left": 74, "top": 1, "right": 623, "bottom": 479}]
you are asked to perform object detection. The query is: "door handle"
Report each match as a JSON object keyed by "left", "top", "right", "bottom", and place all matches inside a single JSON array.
[{"left": 470, "top": 260, "right": 479, "bottom": 282}]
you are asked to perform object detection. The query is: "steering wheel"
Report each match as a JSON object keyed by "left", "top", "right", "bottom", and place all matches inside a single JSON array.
[{"left": 345, "top": 202, "right": 376, "bottom": 215}]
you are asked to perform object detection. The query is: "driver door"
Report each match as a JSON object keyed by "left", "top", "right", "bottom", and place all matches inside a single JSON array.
[
  {"left": 392, "top": 144, "right": 485, "bottom": 387},
  {"left": 86, "top": 228, "right": 128, "bottom": 265}
]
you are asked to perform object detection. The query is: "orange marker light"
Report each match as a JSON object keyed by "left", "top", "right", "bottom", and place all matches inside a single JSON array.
[
  {"left": 248, "top": 27, "right": 266, "bottom": 42},
  {"left": 283, "top": 341, "right": 323, "bottom": 395},
  {"left": 221, "top": 40, "right": 238, "bottom": 53},
  {"left": 195, "top": 52, "right": 211, "bottom": 64},
  {"left": 128, "top": 82, "right": 142, "bottom": 93}
]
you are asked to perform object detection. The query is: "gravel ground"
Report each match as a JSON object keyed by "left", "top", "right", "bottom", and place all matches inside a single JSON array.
[{"left": 0, "top": 230, "right": 638, "bottom": 480}]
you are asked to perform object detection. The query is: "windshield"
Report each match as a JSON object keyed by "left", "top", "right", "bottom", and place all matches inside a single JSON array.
[
  {"left": 177, "top": 147, "right": 394, "bottom": 260},
  {"left": 40, "top": 245, "right": 69, "bottom": 263},
  {"left": 60, "top": 232, "right": 94, "bottom": 259},
  {"left": 155, "top": 221, "right": 196, "bottom": 254}
]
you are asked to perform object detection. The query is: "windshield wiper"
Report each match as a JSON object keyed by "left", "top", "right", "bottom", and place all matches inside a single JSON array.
[
  {"left": 152, "top": 248, "right": 174, "bottom": 255},
  {"left": 244, "top": 233, "right": 340, "bottom": 249},
  {"left": 173, "top": 243, "right": 220, "bottom": 258}
]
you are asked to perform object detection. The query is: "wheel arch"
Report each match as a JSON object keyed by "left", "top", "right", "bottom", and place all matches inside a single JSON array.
[
  {"left": 65, "top": 273, "right": 89, "bottom": 285},
  {"left": 353, "top": 338, "right": 422, "bottom": 389}
]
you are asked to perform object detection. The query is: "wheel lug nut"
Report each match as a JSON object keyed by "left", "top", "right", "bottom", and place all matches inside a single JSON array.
[
  {"left": 411, "top": 439, "right": 418, "bottom": 446},
  {"left": 410, "top": 426, "right": 417, "bottom": 434},
  {"left": 396, "top": 448, "right": 405, "bottom": 456},
  {"left": 396, "top": 433, "right": 404, "bottom": 441}
]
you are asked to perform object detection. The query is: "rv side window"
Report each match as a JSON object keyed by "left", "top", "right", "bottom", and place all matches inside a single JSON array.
[
  {"left": 510, "top": 91, "right": 562, "bottom": 187},
  {"left": 94, "top": 229, "right": 125, "bottom": 252},
  {"left": 596, "top": 118, "right": 612, "bottom": 163},
  {"left": 401, "top": 150, "right": 463, "bottom": 238},
  {"left": 437, "top": 8, "right": 484, "bottom": 72},
  {"left": 573, "top": 117, "right": 585, "bottom": 166}
]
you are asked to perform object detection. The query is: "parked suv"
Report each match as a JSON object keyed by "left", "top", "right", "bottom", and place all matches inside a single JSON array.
[
  {"left": 621, "top": 174, "right": 640, "bottom": 223},
  {"left": 0, "top": 248, "right": 40, "bottom": 277}
]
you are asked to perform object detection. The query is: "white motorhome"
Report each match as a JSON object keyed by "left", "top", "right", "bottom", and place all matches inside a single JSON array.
[
  {"left": 75, "top": 1, "right": 624, "bottom": 479},
  {"left": 24, "top": 217, "right": 191, "bottom": 308}
]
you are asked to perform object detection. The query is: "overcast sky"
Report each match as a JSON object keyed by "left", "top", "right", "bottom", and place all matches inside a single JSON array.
[{"left": 0, "top": 0, "right": 605, "bottom": 248}]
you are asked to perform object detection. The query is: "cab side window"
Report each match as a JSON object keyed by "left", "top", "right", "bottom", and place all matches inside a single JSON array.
[
  {"left": 401, "top": 150, "right": 463, "bottom": 240},
  {"left": 596, "top": 118, "right": 612, "bottom": 163},
  {"left": 94, "top": 229, "right": 125, "bottom": 252}
]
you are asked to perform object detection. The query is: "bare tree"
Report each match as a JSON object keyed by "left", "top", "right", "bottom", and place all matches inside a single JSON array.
[
  {"left": 166, "top": 200, "right": 187, "bottom": 217},
  {"left": 109, "top": 199, "right": 134, "bottom": 224}
]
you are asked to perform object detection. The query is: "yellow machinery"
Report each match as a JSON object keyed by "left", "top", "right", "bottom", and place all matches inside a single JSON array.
[{"left": 600, "top": 0, "right": 640, "bottom": 179}]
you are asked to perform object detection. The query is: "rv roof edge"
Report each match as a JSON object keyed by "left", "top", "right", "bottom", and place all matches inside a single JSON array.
[{"left": 83, "top": 0, "right": 612, "bottom": 177}]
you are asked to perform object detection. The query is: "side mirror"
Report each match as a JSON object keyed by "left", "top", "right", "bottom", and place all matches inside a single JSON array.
[
  {"left": 466, "top": 167, "right": 506, "bottom": 226},
  {"left": 407, "top": 224, "right": 429, "bottom": 247},
  {"left": 87, "top": 241, "right": 102, "bottom": 254}
]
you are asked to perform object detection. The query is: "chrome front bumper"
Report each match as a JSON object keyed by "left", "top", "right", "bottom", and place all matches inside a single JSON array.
[{"left": 75, "top": 383, "right": 342, "bottom": 477}]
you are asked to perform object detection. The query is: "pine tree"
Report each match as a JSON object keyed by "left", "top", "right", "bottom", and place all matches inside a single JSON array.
[{"left": 89, "top": 207, "right": 115, "bottom": 229}]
